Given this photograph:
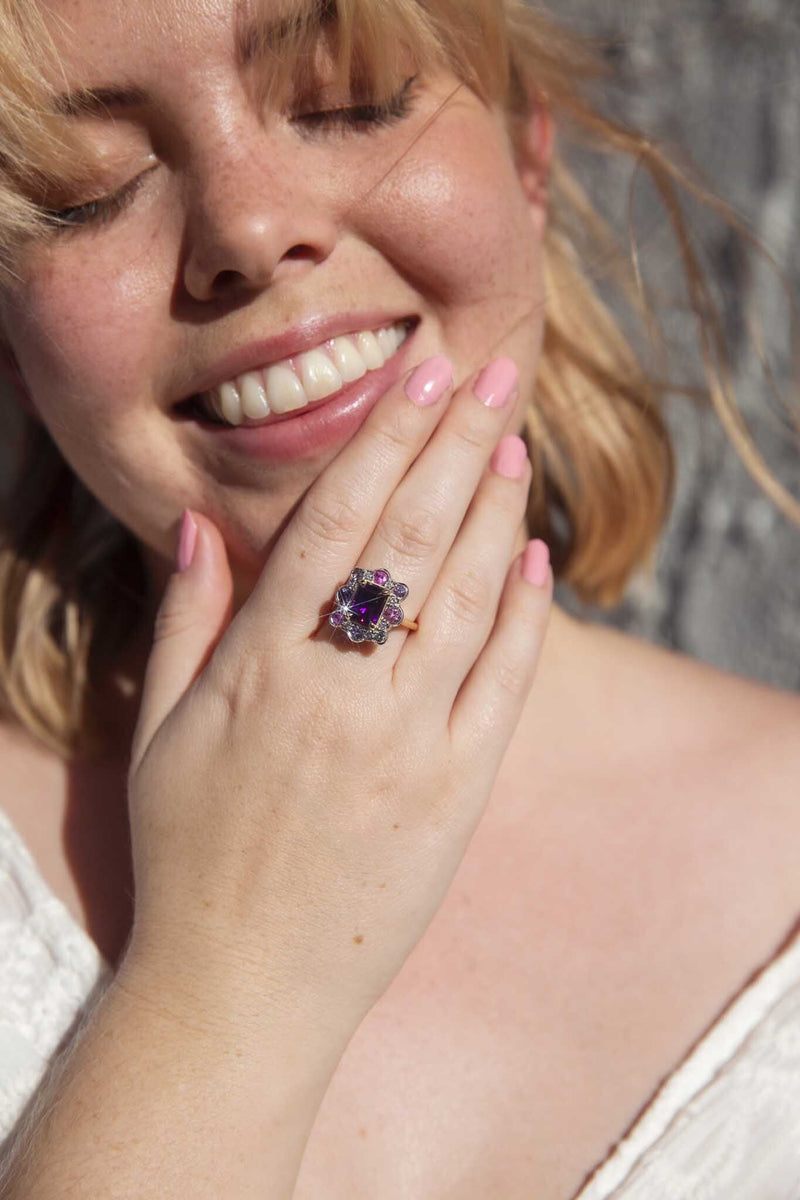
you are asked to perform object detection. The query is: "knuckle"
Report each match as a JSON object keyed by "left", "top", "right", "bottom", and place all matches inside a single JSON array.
[
  {"left": 298, "top": 489, "right": 362, "bottom": 551},
  {"left": 483, "top": 485, "right": 523, "bottom": 525},
  {"left": 443, "top": 564, "right": 489, "bottom": 626},
  {"left": 447, "top": 415, "right": 489, "bottom": 455},
  {"left": 205, "top": 651, "right": 259, "bottom": 722},
  {"left": 492, "top": 653, "right": 530, "bottom": 699},
  {"left": 377, "top": 505, "right": 440, "bottom": 561},
  {"left": 152, "top": 594, "right": 195, "bottom": 645},
  {"left": 366, "top": 413, "right": 416, "bottom": 461}
]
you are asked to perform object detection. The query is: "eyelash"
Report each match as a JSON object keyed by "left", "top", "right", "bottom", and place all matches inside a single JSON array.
[
  {"left": 295, "top": 74, "right": 419, "bottom": 136},
  {"left": 44, "top": 75, "right": 419, "bottom": 233}
]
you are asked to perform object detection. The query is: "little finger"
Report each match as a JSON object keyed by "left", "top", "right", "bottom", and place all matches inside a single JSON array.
[{"left": 450, "top": 539, "right": 553, "bottom": 773}]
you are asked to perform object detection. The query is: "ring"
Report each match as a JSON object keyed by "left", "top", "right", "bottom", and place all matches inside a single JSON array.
[{"left": 327, "top": 567, "right": 419, "bottom": 645}]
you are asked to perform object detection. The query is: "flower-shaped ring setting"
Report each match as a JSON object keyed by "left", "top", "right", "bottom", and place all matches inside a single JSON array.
[{"left": 328, "top": 568, "right": 418, "bottom": 646}]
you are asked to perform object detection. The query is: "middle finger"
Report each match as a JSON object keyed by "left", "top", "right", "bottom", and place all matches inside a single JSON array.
[{"left": 350, "top": 357, "right": 520, "bottom": 654}]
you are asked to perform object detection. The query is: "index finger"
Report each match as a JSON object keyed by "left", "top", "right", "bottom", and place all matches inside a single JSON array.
[{"left": 233, "top": 349, "right": 455, "bottom": 644}]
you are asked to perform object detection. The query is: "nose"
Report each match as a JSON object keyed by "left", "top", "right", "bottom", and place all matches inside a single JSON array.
[{"left": 181, "top": 131, "right": 340, "bottom": 303}]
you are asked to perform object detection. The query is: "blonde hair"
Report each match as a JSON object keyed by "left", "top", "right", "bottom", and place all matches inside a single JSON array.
[{"left": 0, "top": 0, "right": 797, "bottom": 761}]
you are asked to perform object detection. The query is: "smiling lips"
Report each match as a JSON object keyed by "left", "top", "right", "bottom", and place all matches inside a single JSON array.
[{"left": 194, "top": 319, "right": 413, "bottom": 427}]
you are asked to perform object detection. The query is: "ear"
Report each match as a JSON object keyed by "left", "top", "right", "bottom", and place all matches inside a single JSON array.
[
  {"left": 513, "top": 102, "right": 555, "bottom": 238},
  {"left": 0, "top": 341, "right": 41, "bottom": 423}
]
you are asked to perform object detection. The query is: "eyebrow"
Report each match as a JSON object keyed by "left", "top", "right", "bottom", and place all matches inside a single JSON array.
[
  {"left": 51, "top": 3, "right": 338, "bottom": 115},
  {"left": 52, "top": 84, "right": 149, "bottom": 118}
]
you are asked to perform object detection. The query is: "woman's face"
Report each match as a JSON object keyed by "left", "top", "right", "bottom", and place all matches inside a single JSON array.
[{"left": 1, "top": 0, "right": 550, "bottom": 612}]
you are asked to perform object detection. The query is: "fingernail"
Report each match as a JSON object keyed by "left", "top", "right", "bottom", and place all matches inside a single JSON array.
[
  {"left": 176, "top": 508, "right": 198, "bottom": 573},
  {"left": 405, "top": 356, "right": 453, "bottom": 407},
  {"left": 490, "top": 435, "right": 528, "bottom": 479},
  {"left": 522, "top": 539, "right": 551, "bottom": 588},
  {"left": 474, "top": 358, "right": 519, "bottom": 408}
]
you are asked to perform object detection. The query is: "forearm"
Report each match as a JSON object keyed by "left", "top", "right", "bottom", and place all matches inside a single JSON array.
[{"left": 1, "top": 952, "right": 349, "bottom": 1200}]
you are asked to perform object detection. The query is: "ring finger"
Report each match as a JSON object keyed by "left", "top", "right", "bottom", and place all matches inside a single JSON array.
[{"left": 344, "top": 358, "right": 521, "bottom": 661}]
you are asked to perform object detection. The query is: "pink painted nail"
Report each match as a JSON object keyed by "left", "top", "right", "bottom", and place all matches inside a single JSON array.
[
  {"left": 490, "top": 435, "right": 528, "bottom": 480},
  {"left": 522, "top": 540, "right": 551, "bottom": 588},
  {"left": 404, "top": 356, "right": 453, "bottom": 407},
  {"left": 176, "top": 509, "right": 198, "bottom": 573},
  {"left": 474, "top": 358, "right": 519, "bottom": 408}
]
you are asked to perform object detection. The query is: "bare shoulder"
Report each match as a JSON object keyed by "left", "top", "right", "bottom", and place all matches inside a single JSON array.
[
  {"left": 536, "top": 617, "right": 800, "bottom": 1036},
  {"left": 573, "top": 620, "right": 800, "bottom": 899},
  {"left": 0, "top": 719, "right": 67, "bottom": 853},
  {"left": 588, "top": 621, "right": 800, "bottom": 777},
  {"left": 0, "top": 719, "right": 63, "bottom": 792}
]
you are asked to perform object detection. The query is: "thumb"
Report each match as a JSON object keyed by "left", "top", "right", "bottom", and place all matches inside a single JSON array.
[{"left": 130, "top": 509, "right": 234, "bottom": 775}]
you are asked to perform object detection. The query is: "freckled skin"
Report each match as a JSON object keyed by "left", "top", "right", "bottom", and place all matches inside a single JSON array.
[{"left": 1, "top": 0, "right": 549, "bottom": 629}]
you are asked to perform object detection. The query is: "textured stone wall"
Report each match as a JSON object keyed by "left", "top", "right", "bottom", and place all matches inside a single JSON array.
[{"left": 549, "top": 0, "right": 800, "bottom": 690}]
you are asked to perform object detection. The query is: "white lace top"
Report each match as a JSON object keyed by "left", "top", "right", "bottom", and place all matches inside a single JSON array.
[{"left": 2, "top": 804, "right": 800, "bottom": 1196}]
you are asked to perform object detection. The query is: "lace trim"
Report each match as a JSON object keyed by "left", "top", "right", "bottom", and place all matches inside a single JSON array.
[
  {"left": 573, "top": 920, "right": 800, "bottom": 1197},
  {"left": 0, "top": 807, "right": 112, "bottom": 1146}
]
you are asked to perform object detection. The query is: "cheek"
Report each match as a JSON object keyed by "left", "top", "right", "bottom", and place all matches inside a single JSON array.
[
  {"left": 362, "top": 110, "right": 544, "bottom": 350},
  {"left": 8, "top": 244, "right": 166, "bottom": 418},
  {"left": 2, "top": 244, "right": 191, "bottom": 549}
]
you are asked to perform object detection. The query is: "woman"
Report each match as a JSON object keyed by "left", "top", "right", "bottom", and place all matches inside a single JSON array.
[{"left": 1, "top": 0, "right": 799, "bottom": 1196}]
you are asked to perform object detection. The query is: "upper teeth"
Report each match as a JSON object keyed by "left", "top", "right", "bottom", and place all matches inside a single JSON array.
[{"left": 202, "top": 321, "right": 412, "bottom": 426}]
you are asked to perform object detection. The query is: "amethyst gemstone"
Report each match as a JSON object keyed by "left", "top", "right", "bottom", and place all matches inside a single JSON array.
[
  {"left": 374, "top": 569, "right": 390, "bottom": 587},
  {"left": 393, "top": 583, "right": 409, "bottom": 601},
  {"left": 385, "top": 606, "right": 403, "bottom": 626},
  {"left": 350, "top": 582, "right": 389, "bottom": 628},
  {"left": 329, "top": 612, "right": 344, "bottom": 627},
  {"left": 338, "top": 586, "right": 353, "bottom": 605}
]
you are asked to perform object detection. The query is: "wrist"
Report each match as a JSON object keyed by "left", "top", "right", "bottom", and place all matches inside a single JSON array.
[{"left": 116, "top": 931, "right": 359, "bottom": 1076}]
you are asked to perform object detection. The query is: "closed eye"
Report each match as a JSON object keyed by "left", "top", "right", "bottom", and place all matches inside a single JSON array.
[
  {"left": 40, "top": 75, "right": 419, "bottom": 232},
  {"left": 42, "top": 164, "right": 159, "bottom": 232},
  {"left": 293, "top": 75, "right": 419, "bottom": 136}
]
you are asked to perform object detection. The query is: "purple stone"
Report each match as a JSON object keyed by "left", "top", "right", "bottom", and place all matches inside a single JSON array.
[
  {"left": 329, "top": 612, "right": 344, "bottom": 627},
  {"left": 384, "top": 606, "right": 403, "bottom": 626},
  {"left": 338, "top": 586, "right": 353, "bottom": 605},
  {"left": 374, "top": 569, "right": 390, "bottom": 587},
  {"left": 349, "top": 582, "right": 389, "bottom": 628},
  {"left": 393, "top": 583, "right": 409, "bottom": 601}
]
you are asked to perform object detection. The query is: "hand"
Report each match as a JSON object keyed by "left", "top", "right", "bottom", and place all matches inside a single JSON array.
[{"left": 125, "top": 355, "right": 553, "bottom": 1036}]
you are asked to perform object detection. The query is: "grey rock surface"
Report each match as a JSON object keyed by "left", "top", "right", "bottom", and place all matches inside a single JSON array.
[{"left": 549, "top": 0, "right": 800, "bottom": 690}]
